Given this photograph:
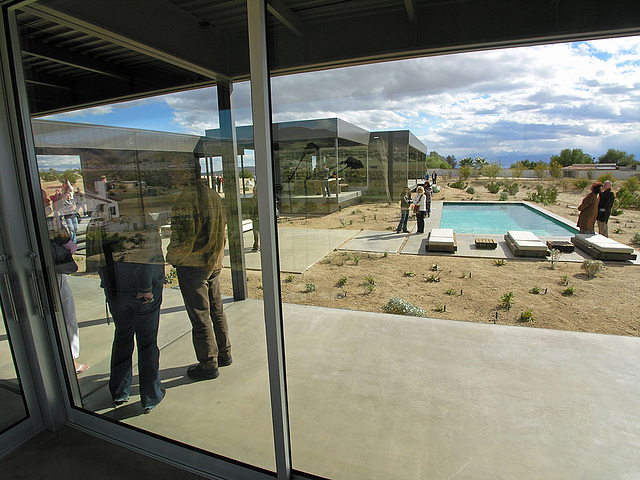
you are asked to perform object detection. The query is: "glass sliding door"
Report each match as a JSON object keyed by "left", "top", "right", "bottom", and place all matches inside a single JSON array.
[{"left": 10, "top": 0, "right": 277, "bottom": 474}]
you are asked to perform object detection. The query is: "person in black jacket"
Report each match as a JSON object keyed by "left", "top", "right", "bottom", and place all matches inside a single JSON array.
[{"left": 597, "top": 180, "right": 615, "bottom": 237}]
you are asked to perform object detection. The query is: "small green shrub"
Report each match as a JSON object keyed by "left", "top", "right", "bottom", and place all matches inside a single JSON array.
[
  {"left": 505, "top": 182, "right": 519, "bottom": 196},
  {"left": 445, "top": 288, "right": 456, "bottom": 296},
  {"left": 530, "top": 286, "right": 541, "bottom": 294},
  {"left": 559, "top": 275, "right": 569, "bottom": 286},
  {"left": 581, "top": 259, "right": 605, "bottom": 278},
  {"left": 383, "top": 250, "right": 389, "bottom": 258},
  {"left": 382, "top": 297, "right": 426, "bottom": 317},
  {"left": 257, "top": 282, "right": 263, "bottom": 290},
  {"left": 518, "top": 310, "right": 534, "bottom": 323},
  {"left": 304, "top": 283, "right": 316, "bottom": 293},
  {"left": 337, "top": 276, "right": 348, "bottom": 287},
  {"left": 339, "top": 215, "right": 346, "bottom": 227},
  {"left": 562, "top": 285, "right": 575, "bottom": 296},
  {"left": 466, "top": 186, "right": 475, "bottom": 194},
  {"left": 485, "top": 182, "right": 500, "bottom": 194},
  {"left": 450, "top": 180, "right": 467, "bottom": 190},
  {"left": 430, "top": 264, "right": 440, "bottom": 271},
  {"left": 364, "top": 275, "right": 376, "bottom": 286},
  {"left": 425, "top": 274, "right": 441, "bottom": 283},
  {"left": 494, "top": 259, "right": 506, "bottom": 266},
  {"left": 614, "top": 228, "right": 624, "bottom": 234},
  {"left": 434, "top": 303, "right": 445, "bottom": 312},
  {"left": 500, "top": 291, "right": 514, "bottom": 310},
  {"left": 573, "top": 178, "right": 590, "bottom": 190},
  {"left": 526, "top": 185, "right": 558, "bottom": 204},
  {"left": 285, "top": 274, "right": 295, "bottom": 283},
  {"left": 353, "top": 255, "right": 360, "bottom": 265},
  {"left": 549, "top": 248, "right": 561, "bottom": 269},
  {"left": 365, "top": 283, "right": 376, "bottom": 293},
  {"left": 622, "top": 176, "right": 639, "bottom": 193},
  {"left": 403, "top": 271, "right": 416, "bottom": 277},
  {"left": 632, "top": 232, "right": 640, "bottom": 246},
  {"left": 499, "top": 192, "right": 509, "bottom": 201}
]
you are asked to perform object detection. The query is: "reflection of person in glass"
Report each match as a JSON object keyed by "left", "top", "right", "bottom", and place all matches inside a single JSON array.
[
  {"left": 97, "top": 208, "right": 166, "bottom": 413},
  {"left": 248, "top": 184, "right": 259, "bottom": 251},
  {"left": 167, "top": 163, "right": 232, "bottom": 381}
]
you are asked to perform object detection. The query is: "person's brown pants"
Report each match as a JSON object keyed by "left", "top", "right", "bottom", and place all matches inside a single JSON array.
[{"left": 176, "top": 267, "right": 231, "bottom": 368}]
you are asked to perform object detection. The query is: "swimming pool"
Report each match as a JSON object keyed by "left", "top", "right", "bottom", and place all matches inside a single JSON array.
[{"left": 440, "top": 203, "right": 577, "bottom": 236}]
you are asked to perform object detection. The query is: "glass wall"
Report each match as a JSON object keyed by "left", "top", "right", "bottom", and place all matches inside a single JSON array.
[
  {"left": 0, "top": 302, "right": 28, "bottom": 433},
  {"left": 15, "top": 1, "right": 276, "bottom": 472}
]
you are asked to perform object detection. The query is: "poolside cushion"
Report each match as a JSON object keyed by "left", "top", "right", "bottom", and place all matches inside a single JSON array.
[
  {"left": 427, "top": 228, "right": 457, "bottom": 253},
  {"left": 572, "top": 234, "right": 637, "bottom": 261},
  {"left": 504, "top": 230, "right": 548, "bottom": 257}
]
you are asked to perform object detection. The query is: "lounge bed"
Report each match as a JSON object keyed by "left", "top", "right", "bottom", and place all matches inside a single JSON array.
[
  {"left": 572, "top": 234, "right": 637, "bottom": 261},
  {"left": 427, "top": 228, "right": 457, "bottom": 253},
  {"left": 504, "top": 230, "right": 549, "bottom": 258}
]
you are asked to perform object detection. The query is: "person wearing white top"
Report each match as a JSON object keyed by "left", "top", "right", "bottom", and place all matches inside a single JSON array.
[{"left": 412, "top": 186, "right": 427, "bottom": 234}]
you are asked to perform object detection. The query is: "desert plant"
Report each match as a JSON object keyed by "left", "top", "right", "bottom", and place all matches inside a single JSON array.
[
  {"left": 430, "top": 264, "right": 440, "bottom": 271},
  {"left": 459, "top": 165, "right": 472, "bottom": 181},
  {"left": 382, "top": 297, "right": 427, "bottom": 317},
  {"left": 597, "top": 172, "right": 614, "bottom": 184},
  {"left": 304, "top": 283, "right": 316, "bottom": 293},
  {"left": 622, "top": 176, "right": 640, "bottom": 193},
  {"left": 434, "top": 303, "right": 445, "bottom": 312},
  {"left": 494, "top": 259, "right": 506, "bottom": 266},
  {"left": 339, "top": 215, "right": 346, "bottom": 227},
  {"left": 505, "top": 182, "right": 519, "bottom": 196},
  {"left": 526, "top": 184, "right": 558, "bottom": 204},
  {"left": 383, "top": 250, "right": 389, "bottom": 258},
  {"left": 285, "top": 274, "right": 295, "bottom": 283},
  {"left": 573, "top": 178, "right": 590, "bottom": 190},
  {"left": 364, "top": 274, "right": 376, "bottom": 286},
  {"left": 445, "top": 288, "right": 456, "bottom": 295},
  {"left": 518, "top": 310, "right": 535, "bottom": 323},
  {"left": 349, "top": 219, "right": 353, "bottom": 225},
  {"left": 581, "top": 259, "right": 605, "bottom": 278},
  {"left": 559, "top": 275, "right": 569, "bottom": 286},
  {"left": 353, "top": 256, "right": 360, "bottom": 265},
  {"left": 562, "top": 285, "right": 575, "bottom": 296},
  {"left": 500, "top": 291, "right": 514, "bottom": 310},
  {"left": 485, "top": 182, "right": 500, "bottom": 194},
  {"left": 337, "top": 276, "right": 348, "bottom": 287},
  {"left": 403, "top": 271, "right": 416, "bottom": 277},
  {"left": 450, "top": 179, "right": 467, "bottom": 190},
  {"left": 257, "top": 282, "right": 263, "bottom": 290},
  {"left": 530, "top": 286, "right": 541, "bottom": 294},
  {"left": 632, "top": 232, "right": 640, "bottom": 246},
  {"left": 549, "top": 248, "right": 561, "bottom": 269},
  {"left": 499, "top": 191, "right": 509, "bottom": 201},
  {"left": 425, "top": 274, "right": 441, "bottom": 283},
  {"left": 361, "top": 215, "right": 367, "bottom": 222},
  {"left": 466, "top": 186, "right": 475, "bottom": 194}
]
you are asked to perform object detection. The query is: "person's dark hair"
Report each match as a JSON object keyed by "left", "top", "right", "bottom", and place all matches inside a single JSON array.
[{"left": 591, "top": 182, "right": 603, "bottom": 194}]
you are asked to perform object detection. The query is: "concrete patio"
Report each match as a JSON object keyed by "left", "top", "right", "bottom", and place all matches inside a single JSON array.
[{"left": 3, "top": 274, "right": 638, "bottom": 479}]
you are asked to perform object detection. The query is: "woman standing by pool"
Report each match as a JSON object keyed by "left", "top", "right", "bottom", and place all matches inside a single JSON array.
[
  {"left": 412, "top": 186, "right": 427, "bottom": 234},
  {"left": 577, "top": 182, "right": 602, "bottom": 234}
]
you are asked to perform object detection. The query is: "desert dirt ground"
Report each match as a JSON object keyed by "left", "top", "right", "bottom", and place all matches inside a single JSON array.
[{"left": 220, "top": 176, "right": 640, "bottom": 337}]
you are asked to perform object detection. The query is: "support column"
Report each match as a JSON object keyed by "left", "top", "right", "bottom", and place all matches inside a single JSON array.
[
  {"left": 247, "top": 1, "right": 291, "bottom": 479},
  {"left": 217, "top": 79, "right": 247, "bottom": 301},
  {"left": 387, "top": 132, "right": 394, "bottom": 200}
]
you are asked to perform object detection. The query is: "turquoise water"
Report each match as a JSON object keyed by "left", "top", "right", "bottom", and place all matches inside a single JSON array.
[{"left": 440, "top": 203, "right": 577, "bottom": 236}]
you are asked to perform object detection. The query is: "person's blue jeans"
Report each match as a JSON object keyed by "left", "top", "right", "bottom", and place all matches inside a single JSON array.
[
  {"left": 107, "top": 284, "right": 163, "bottom": 409},
  {"left": 63, "top": 214, "right": 78, "bottom": 243},
  {"left": 396, "top": 211, "right": 409, "bottom": 232}
]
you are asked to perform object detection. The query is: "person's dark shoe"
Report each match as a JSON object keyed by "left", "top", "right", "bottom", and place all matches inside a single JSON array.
[
  {"left": 403, "top": 230, "right": 410, "bottom": 233},
  {"left": 187, "top": 364, "right": 220, "bottom": 380},
  {"left": 113, "top": 397, "right": 129, "bottom": 407},
  {"left": 218, "top": 355, "right": 233, "bottom": 367}
]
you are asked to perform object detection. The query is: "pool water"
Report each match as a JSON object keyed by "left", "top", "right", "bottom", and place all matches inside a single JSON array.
[{"left": 440, "top": 203, "right": 577, "bottom": 236}]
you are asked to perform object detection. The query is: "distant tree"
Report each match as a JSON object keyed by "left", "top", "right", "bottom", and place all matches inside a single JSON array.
[
  {"left": 550, "top": 148, "right": 593, "bottom": 167},
  {"left": 445, "top": 155, "right": 457, "bottom": 168},
  {"left": 60, "top": 169, "right": 80, "bottom": 185},
  {"left": 39, "top": 168, "right": 59, "bottom": 182},
  {"left": 510, "top": 161, "right": 525, "bottom": 179},
  {"left": 534, "top": 161, "right": 548, "bottom": 180},
  {"left": 598, "top": 148, "right": 638, "bottom": 167},
  {"left": 459, "top": 157, "right": 474, "bottom": 167},
  {"left": 520, "top": 159, "right": 536, "bottom": 169},
  {"left": 473, "top": 157, "right": 488, "bottom": 169},
  {"left": 549, "top": 160, "right": 563, "bottom": 180},
  {"left": 426, "top": 151, "right": 449, "bottom": 169},
  {"left": 459, "top": 165, "right": 472, "bottom": 181},
  {"left": 240, "top": 168, "right": 254, "bottom": 180},
  {"left": 482, "top": 162, "right": 502, "bottom": 180}
]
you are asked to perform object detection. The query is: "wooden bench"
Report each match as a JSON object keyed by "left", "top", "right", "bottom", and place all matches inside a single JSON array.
[
  {"left": 474, "top": 238, "right": 497, "bottom": 250},
  {"left": 546, "top": 240, "right": 574, "bottom": 254}
]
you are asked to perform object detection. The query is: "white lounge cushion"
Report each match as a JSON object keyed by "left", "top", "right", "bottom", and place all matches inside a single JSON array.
[
  {"left": 429, "top": 229, "right": 454, "bottom": 245},
  {"left": 507, "top": 230, "right": 547, "bottom": 252},
  {"left": 574, "top": 234, "right": 633, "bottom": 254}
]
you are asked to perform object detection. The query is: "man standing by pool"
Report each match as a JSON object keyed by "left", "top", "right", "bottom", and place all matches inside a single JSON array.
[{"left": 597, "top": 180, "right": 615, "bottom": 237}]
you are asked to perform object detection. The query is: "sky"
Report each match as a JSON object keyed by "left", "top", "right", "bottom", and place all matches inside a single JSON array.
[{"left": 42, "top": 35, "right": 640, "bottom": 168}]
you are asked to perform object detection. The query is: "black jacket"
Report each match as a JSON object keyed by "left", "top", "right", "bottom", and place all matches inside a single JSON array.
[{"left": 597, "top": 189, "right": 615, "bottom": 222}]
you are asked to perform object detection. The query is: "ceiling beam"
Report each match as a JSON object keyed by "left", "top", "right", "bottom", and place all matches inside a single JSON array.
[
  {"left": 24, "top": 1, "right": 228, "bottom": 80},
  {"left": 404, "top": 0, "right": 416, "bottom": 24},
  {"left": 22, "top": 39, "right": 129, "bottom": 80},
  {"left": 267, "top": 0, "right": 304, "bottom": 38}
]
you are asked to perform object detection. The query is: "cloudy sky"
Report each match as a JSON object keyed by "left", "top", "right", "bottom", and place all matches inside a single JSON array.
[{"left": 43, "top": 35, "right": 640, "bottom": 167}]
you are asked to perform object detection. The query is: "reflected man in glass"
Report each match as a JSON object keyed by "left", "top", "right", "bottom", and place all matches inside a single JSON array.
[
  {"left": 97, "top": 205, "right": 166, "bottom": 413},
  {"left": 167, "top": 162, "right": 232, "bottom": 381}
]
